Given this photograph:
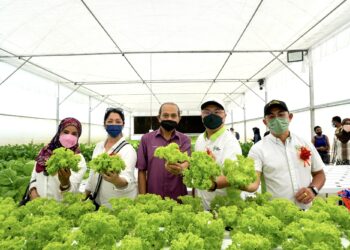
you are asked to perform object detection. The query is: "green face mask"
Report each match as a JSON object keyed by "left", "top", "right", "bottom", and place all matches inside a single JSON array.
[{"left": 267, "top": 117, "right": 289, "bottom": 135}]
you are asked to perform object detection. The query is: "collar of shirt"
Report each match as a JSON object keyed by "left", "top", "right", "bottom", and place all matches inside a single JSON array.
[
  {"left": 204, "top": 126, "right": 226, "bottom": 142},
  {"left": 105, "top": 137, "right": 126, "bottom": 153},
  {"left": 267, "top": 132, "right": 292, "bottom": 146},
  {"left": 155, "top": 128, "right": 180, "bottom": 140}
]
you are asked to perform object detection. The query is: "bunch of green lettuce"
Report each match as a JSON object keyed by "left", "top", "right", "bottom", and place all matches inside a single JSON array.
[
  {"left": 46, "top": 147, "right": 80, "bottom": 175},
  {"left": 187, "top": 211, "right": 224, "bottom": 250},
  {"left": 222, "top": 155, "right": 256, "bottom": 189},
  {"left": 228, "top": 231, "right": 271, "bottom": 250},
  {"left": 281, "top": 218, "right": 342, "bottom": 250},
  {"left": 117, "top": 235, "right": 143, "bottom": 250},
  {"left": 89, "top": 153, "right": 126, "bottom": 174},
  {"left": 154, "top": 143, "right": 189, "bottom": 164},
  {"left": 183, "top": 151, "right": 221, "bottom": 189},
  {"left": 0, "top": 159, "right": 34, "bottom": 201},
  {"left": 171, "top": 232, "right": 205, "bottom": 250}
]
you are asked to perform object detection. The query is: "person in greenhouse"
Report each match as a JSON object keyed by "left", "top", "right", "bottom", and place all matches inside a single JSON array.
[
  {"left": 229, "top": 127, "right": 240, "bottom": 140},
  {"left": 195, "top": 97, "right": 242, "bottom": 210},
  {"left": 332, "top": 118, "right": 350, "bottom": 165},
  {"left": 85, "top": 108, "right": 137, "bottom": 208},
  {"left": 252, "top": 127, "right": 262, "bottom": 144},
  {"left": 136, "top": 102, "right": 191, "bottom": 201},
  {"left": 312, "top": 125, "right": 330, "bottom": 164},
  {"left": 244, "top": 100, "right": 326, "bottom": 209},
  {"left": 28, "top": 117, "right": 87, "bottom": 201},
  {"left": 331, "top": 116, "right": 342, "bottom": 163}
]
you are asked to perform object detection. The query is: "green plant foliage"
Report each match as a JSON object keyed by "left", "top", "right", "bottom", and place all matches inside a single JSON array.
[
  {"left": 281, "top": 218, "right": 342, "bottom": 250},
  {"left": 179, "top": 195, "right": 204, "bottom": 213},
  {"left": 46, "top": 147, "right": 81, "bottom": 175},
  {"left": 154, "top": 143, "right": 189, "bottom": 164},
  {"left": 0, "top": 190, "right": 349, "bottom": 249},
  {"left": 237, "top": 207, "right": 284, "bottom": 247},
  {"left": 228, "top": 231, "right": 271, "bottom": 250},
  {"left": 79, "top": 143, "right": 95, "bottom": 163},
  {"left": 89, "top": 153, "right": 126, "bottom": 174},
  {"left": 116, "top": 235, "right": 143, "bottom": 250},
  {"left": 222, "top": 155, "right": 256, "bottom": 189},
  {"left": 0, "top": 159, "right": 34, "bottom": 201},
  {"left": 183, "top": 151, "right": 221, "bottom": 189},
  {"left": 127, "top": 140, "right": 140, "bottom": 151},
  {"left": 187, "top": 212, "right": 224, "bottom": 250},
  {"left": 239, "top": 141, "right": 254, "bottom": 157},
  {"left": 218, "top": 205, "right": 238, "bottom": 228},
  {"left": 171, "top": 232, "right": 205, "bottom": 250},
  {"left": 0, "top": 142, "right": 43, "bottom": 161}
]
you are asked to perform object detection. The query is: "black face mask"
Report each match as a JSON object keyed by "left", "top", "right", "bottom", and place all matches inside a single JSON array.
[
  {"left": 203, "top": 114, "right": 223, "bottom": 129},
  {"left": 160, "top": 120, "right": 178, "bottom": 131},
  {"left": 316, "top": 132, "right": 322, "bottom": 136}
]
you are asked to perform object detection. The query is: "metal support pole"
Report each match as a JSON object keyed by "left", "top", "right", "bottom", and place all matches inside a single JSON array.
[
  {"left": 0, "top": 57, "right": 32, "bottom": 86},
  {"left": 88, "top": 96, "right": 92, "bottom": 145},
  {"left": 59, "top": 85, "right": 81, "bottom": 105},
  {"left": 270, "top": 52, "right": 309, "bottom": 87},
  {"left": 240, "top": 81, "right": 265, "bottom": 103},
  {"left": 129, "top": 114, "right": 132, "bottom": 139},
  {"left": 56, "top": 82, "right": 60, "bottom": 127},
  {"left": 264, "top": 79, "right": 268, "bottom": 104},
  {"left": 264, "top": 79, "right": 268, "bottom": 132},
  {"left": 308, "top": 50, "right": 315, "bottom": 137},
  {"left": 230, "top": 110, "right": 234, "bottom": 128},
  {"left": 243, "top": 93, "right": 247, "bottom": 142}
]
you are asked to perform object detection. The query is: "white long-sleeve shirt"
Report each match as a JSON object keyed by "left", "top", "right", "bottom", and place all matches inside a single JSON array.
[
  {"left": 29, "top": 154, "right": 87, "bottom": 201},
  {"left": 85, "top": 137, "right": 138, "bottom": 208}
]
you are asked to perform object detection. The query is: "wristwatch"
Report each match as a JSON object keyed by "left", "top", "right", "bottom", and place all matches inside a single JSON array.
[{"left": 308, "top": 186, "right": 319, "bottom": 196}]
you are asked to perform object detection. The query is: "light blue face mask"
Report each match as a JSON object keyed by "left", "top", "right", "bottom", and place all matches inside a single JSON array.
[
  {"left": 106, "top": 125, "right": 123, "bottom": 138},
  {"left": 267, "top": 117, "right": 289, "bottom": 135}
]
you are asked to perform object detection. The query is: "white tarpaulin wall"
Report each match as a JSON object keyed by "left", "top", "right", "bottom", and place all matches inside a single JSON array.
[{"left": 0, "top": 0, "right": 350, "bottom": 144}]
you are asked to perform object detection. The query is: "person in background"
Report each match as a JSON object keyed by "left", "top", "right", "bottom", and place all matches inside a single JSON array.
[
  {"left": 137, "top": 102, "right": 191, "bottom": 202},
  {"left": 195, "top": 97, "right": 242, "bottom": 210},
  {"left": 29, "top": 118, "right": 87, "bottom": 201},
  {"left": 312, "top": 126, "right": 330, "bottom": 164},
  {"left": 244, "top": 100, "right": 325, "bottom": 209},
  {"left": 230, "top": 127, "right": 240, "bottom": 140},
  {"left": 85, "top": 108, "right": 137, "bottom": 208},
  {"left": 252, "top": 127, "right": 262, "bottom": 144},
  {"left": 333, "top": 118, "right": 350, "bottom": 165},
  {"left": 331, "top": 116, "right": 342, "bottom": 163}
]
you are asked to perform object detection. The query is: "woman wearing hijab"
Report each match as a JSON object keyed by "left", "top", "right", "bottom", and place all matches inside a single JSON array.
[
  {"left": 334, "top": 118, "right": 350, "bottom": 165},
  {"left": 85, "top": 108, "right": 137, "bottom": 208},
  {"left": 252, "top": 127, "right": 262, "bottom": 144},
  {"left": 28, "top": 117, "right": 87, "bottom": 201}
]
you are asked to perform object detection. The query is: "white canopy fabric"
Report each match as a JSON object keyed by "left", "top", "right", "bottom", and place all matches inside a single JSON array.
[{"left": 1, "top": 0, "right": 350, "bottom": 114}]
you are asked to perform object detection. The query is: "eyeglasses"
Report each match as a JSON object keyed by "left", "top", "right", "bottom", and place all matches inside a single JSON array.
[
  {"left": 105, "top": 107, "right": 124, "bottom": 114},
  {"left": 201, "top": 109, "right": 225, "bottom": 116}
]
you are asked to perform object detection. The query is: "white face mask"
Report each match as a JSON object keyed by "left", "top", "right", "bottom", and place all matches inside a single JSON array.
[{"left": 343, "top": 124, "right": 350, "bottom": 132}]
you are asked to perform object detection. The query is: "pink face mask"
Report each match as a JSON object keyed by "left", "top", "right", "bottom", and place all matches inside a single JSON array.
[
  {"left": 59, "top": 134, "right": 78, "bottom": 148},
  {"left": 343, "top": 124, "right": 350, "bottom": 132}
]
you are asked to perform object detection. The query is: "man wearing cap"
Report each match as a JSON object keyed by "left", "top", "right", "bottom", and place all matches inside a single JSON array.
[
  {"left": 195, "top": 97, "right": 242, "bottom": 210},
  {"left": 244, "top": 100, "right": 326, "bottom": 209},
  {"left": 136, "top": 102, "right": 191, "bottom": 202}
]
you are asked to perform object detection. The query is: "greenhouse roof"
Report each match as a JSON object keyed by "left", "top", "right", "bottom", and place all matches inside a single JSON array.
[{"left": 1, "top": 0, "right": 350, "bottom": 113}]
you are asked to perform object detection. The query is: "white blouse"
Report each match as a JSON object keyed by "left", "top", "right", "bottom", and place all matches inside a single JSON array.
[
  {"left": 29, "top": 154, "right": 87, "bottom": 201},
  {"left": 85, "top": 137, "right": 138, "bottom": 208}
]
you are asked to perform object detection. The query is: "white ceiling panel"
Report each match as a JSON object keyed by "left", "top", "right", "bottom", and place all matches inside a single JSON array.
[{"left": 0, "top": 0, "right": 349, "bottom": 113}]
